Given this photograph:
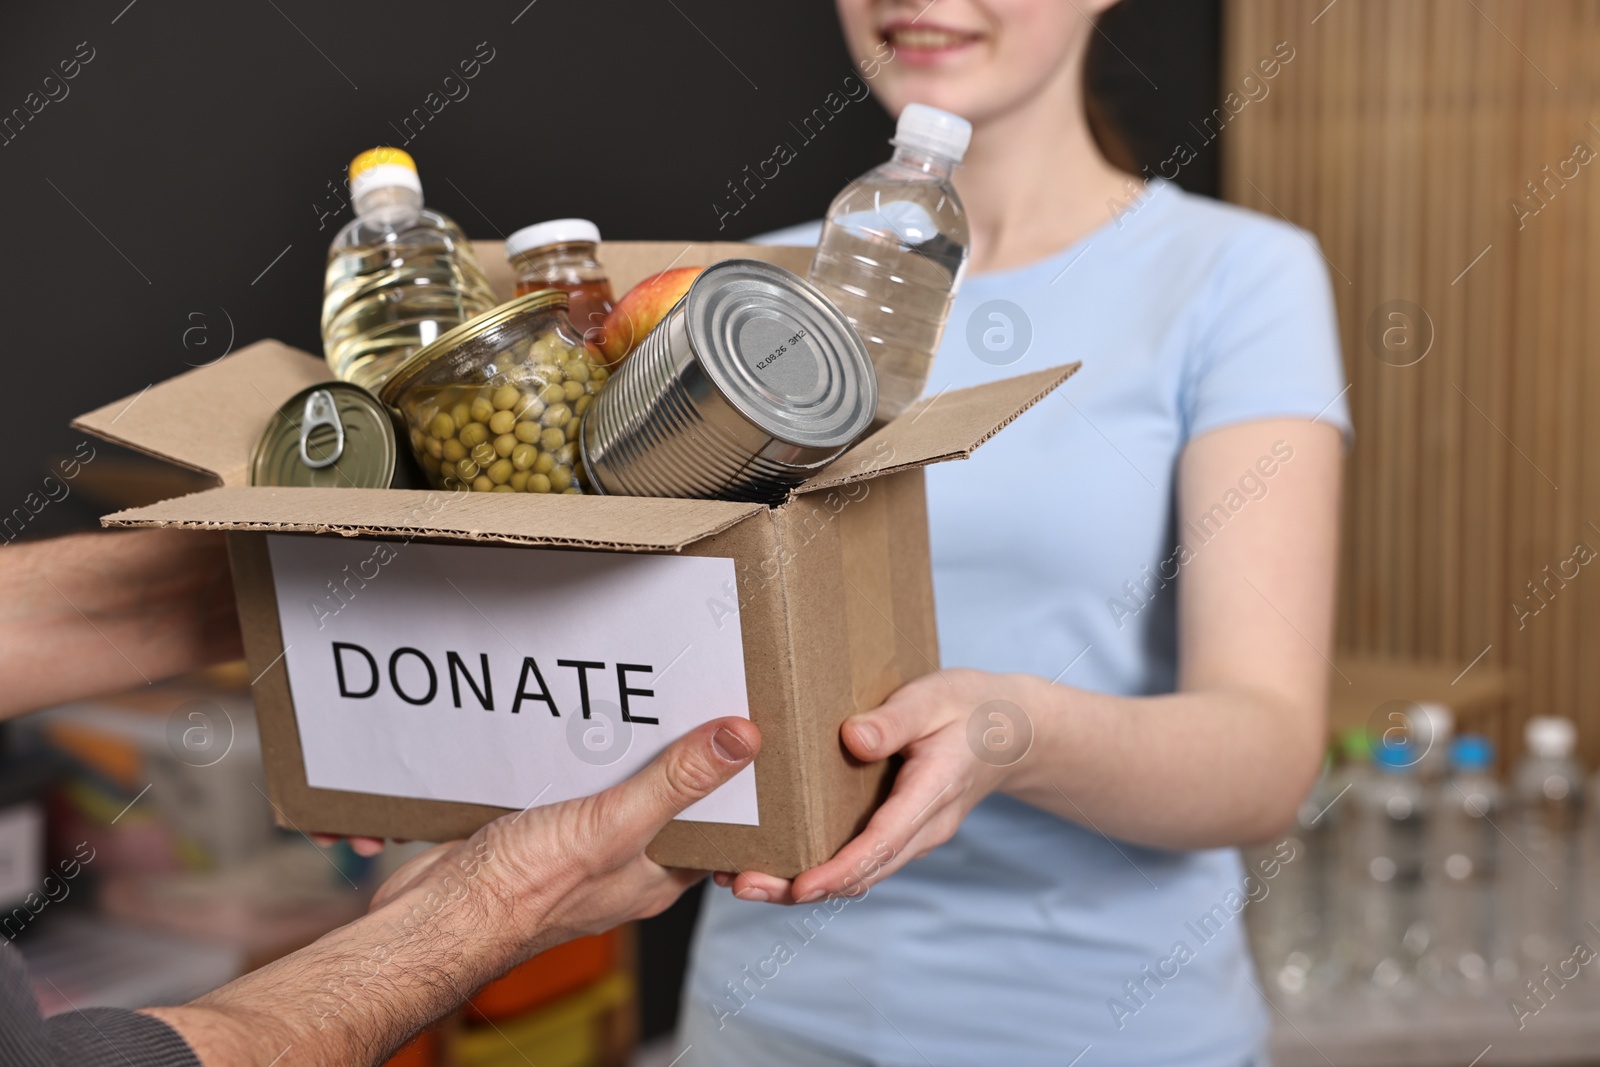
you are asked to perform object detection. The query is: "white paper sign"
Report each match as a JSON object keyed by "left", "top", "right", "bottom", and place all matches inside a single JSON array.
[{"left": 265, "top": 534, "right": 757, "bottom": 825}]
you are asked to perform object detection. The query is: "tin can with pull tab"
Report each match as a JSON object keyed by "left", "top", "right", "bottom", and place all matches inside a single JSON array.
[{"left": 251, "top": 382, "right": 419, "bottom": 488}]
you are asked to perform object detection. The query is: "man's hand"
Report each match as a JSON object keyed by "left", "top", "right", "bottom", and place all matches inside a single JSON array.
[
  {"left": 376, "top": 716, "right": 760, "bottom": 955},
  {"left": 145, "top": 716, "right": 760, "bottom": 1067}
]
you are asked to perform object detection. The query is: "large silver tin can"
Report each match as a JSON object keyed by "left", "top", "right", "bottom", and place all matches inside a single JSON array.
[{"left": 580, "top": 259, "right": 876, "bottom": 503}]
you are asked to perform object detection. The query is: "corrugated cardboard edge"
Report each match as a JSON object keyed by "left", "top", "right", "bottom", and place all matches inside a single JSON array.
[
  {"left": 101, "top": 486, "right": 765, "bottom": 555},
  {"left": 794, "top": 361, "right": 1082, "bottom": 497}
]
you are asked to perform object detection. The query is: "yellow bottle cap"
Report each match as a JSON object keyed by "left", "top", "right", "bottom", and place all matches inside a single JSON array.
[{"left": 348, "top": 147, "right": 417, "bottom": 182}]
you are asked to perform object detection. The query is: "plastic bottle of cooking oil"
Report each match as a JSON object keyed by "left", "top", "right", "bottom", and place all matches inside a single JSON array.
[
  {"left": 321, "top": 147, "right": 497, "bottom": 392},
  {"left": 809, "top": 104, "right": 971, "bottom": 424}
]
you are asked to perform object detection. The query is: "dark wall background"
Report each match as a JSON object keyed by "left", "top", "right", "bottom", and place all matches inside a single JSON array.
[{"left": 0, "top": 0, "right": 1218, "bottom": 1040}]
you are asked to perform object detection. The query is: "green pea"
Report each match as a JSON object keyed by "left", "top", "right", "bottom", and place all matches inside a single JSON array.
[
  {"left": 550, "top": 466, "right": 573, "bottom": 492},
  {"left": 492, "top": 384, "right": 522, "bottom": 411},
  {"left": 442, "top": 439, "right": 467, "bottom": 462},
  {"left": 430, "top": 413, "right": 455, "bottom": 439},
  {"left": 470, "top": 397, "right": 496, "bottom": 424},
  {"left": 471, "top": 474, "right": 494, "bottom": 492},
  {"left": 510, "top": 469, "right": 531, "bottom": 491},
  {"left": 489, "top": 410, "right": 517, "bottom": 435},
  {"left": 541, "top": 403, "right": 571, "bottom": 429},
  {"left": 526, "top": 473, "right": 552, "bottom": 494},
  {"left": 425, "top": 437, "right": 444, "bottom": 460},
  {"left": 487, "top": 458, "right": 514, "bottom": 485},
  {"left": 534, "top": 451, "right": 555, "bottom": 474},
  {"left": 471, "top": 442, "right": 497, "bottom": 467},
  {"left": 539, "top": 427, "right": 565, "bottom": 451},
  {"left": 563, "top": 379, "right": 585, "bottom": 403},
  {"left": 539, "top": 383, "right": 565, "bottom": 405},
  {"left": 511, "top": 443, "right": 538, "bottom": 471},
  {"left": 491, "top": 483, "right": 517, "bottom": 493},
  {"left": 513, "top": 421, "right": 542, "bottom": 444},
  {"left": 573, "top": 394, "right": 592, "bottom": 417},
  {"left": 451, "top": 402, "right": 472, "bottom": 428},
  {"left": 459, "top": 422, "right": 490, "bottom": 449},
  {"left": 514, "top": 394, "right": 545, "bottom": 421},
  {"left": 456, "top": 458, "right": 480, "bottom": 481}
]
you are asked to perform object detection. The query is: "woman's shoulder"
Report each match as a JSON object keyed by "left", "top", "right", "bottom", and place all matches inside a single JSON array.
[{"left": 1142, "top": 182, "right": 1326, "bottom": 278}]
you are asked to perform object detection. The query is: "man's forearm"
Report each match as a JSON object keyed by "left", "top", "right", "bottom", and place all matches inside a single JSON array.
[
  {"left": 144, "top": 839, "right": 537, "bottom": 1067},
  {"left": 0, "top": 531, "right": 241, "bottom": 719}
]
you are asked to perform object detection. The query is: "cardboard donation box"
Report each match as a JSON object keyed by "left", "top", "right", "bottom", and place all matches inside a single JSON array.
[{"left": 75, "top": 241, "right": 1078, "bottom": 877}]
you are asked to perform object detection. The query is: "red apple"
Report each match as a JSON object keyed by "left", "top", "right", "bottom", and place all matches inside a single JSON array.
[{"left": 596, "top": 267, "right": 703, "bottom": 367}]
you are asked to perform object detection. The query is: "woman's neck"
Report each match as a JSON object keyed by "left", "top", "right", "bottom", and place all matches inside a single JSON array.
[{"left": 953, "top": 59, "right": 1142, "bottom": 275}]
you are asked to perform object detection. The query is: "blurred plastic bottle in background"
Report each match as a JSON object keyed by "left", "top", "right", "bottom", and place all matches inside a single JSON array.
[
  {"left": 321, "top": 147, "right": 498, "bottom": 392},
  {"left": 809, "top": 103, "right": 971, "bottom": 425},
  {"left": 1352, "top": 738, "right": 1430, "bottom": 992},
  {"left": 1413, "top": 702, "right": 1455, "bottom": 786},
  {"left": 1325, "top": 728, "right": 1374, "bottom": 982},
  {"left": 1509, "top": 716, "right": 1584, "bottom": 974},
  {"left": 1580, "top": 763, "right": 1600, "bottom": 984},
  {"left": 1253, "top": 750, "right": 1353, "bottom": 999},
  {"left": 1421, "top": 735, "right": 1503, "bottom": 991}
]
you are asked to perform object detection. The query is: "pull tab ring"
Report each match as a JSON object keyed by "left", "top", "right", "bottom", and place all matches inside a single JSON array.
[{"left": 299, "top": 388, "right": 345, "bottom": 469}]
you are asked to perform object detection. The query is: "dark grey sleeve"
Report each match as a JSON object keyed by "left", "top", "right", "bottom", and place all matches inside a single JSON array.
[{"left": 0, "top": 944, "right": 202, "bottom": 1067}]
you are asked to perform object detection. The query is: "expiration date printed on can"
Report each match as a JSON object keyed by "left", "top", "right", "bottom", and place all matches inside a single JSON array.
[{"left": 264, "top": 535, "right": 758, "bottom": 826}]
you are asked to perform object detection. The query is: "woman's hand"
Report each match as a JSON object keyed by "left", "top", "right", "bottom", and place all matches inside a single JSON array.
[{"left": 720, "top": 669, "right": 1038, "bottom": 905}]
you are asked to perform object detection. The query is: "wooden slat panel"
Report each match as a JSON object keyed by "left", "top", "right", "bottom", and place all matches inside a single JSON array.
[{"left": 1225, "top": 0, "right": 1599, "bottom": 765}]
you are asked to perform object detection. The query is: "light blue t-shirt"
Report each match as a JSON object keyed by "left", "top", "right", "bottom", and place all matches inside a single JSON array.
[{"left": 685, "top": 180, "right": 1351, "bottom": 1066}]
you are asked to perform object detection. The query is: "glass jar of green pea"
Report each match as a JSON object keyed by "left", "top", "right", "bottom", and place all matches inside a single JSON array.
[{"left": 378, "top": 289, "right": 607, "bottom": 494}]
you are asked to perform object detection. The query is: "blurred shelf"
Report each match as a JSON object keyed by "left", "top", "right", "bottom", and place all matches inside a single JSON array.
[
  {"left": 22, "top": 913, "right": 241, "bottom": 1014},
  {"left": 1330, "top": 654, "right": 1523, "bottom": 736},
  {"left": 1270, "top": 987, "right": 1600, "bottom": 1067}
]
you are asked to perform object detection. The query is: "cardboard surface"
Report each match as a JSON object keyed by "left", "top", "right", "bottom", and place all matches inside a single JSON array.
[
  {"left": 265, "top": 535, "right": 758, "bottom": 824},
  {"left": 80, "top": 240, "right": 1081, "bottom": 876},
  {"left": 798, "top": 362, "right": 1081, "bottom": 494},
  {"left": 104, "top": 486, "right": 763, "bottom": 553},
  {"left": 73, "top": 341, "right": 329, "bottom": 487}
]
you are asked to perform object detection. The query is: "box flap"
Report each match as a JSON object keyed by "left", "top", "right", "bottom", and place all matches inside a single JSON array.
[
  {"left": 473, "top": 240, "right": 812, "bottom": 301},
  {"left": 101, "top": 485, "right": 764, "bottom": 553},
  {"left": 796, "top": 362, "right": 1081, "bottom": 495},
  {"left": 72, "top": 341, "right": 331, "bottom": 488}
]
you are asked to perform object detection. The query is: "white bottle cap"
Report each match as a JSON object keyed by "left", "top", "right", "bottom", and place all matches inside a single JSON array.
[
  {"left": 506, "top": 219, "right": 602, "bottom": 259},
  {"left": 1526, "top": 715, "right": 1577, "bottom": 759},
  {"left": 894, "top": 103, "right": 972, "bottom": 162},
  {"left": 1415, "top": 702, "right": 1454, "bottom": 746}
]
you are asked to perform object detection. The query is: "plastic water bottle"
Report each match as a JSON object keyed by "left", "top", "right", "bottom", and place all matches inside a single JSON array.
[
  {"left": 809, "top": 104, "right": 971, "bottom": 424},
  {"left": 1412, "top": 702, "right": 1455, "bottom": 786},
  {"left": 1325, "top": 728, "right": 1374, "bottom": 983},
  {"left": 1509, "top": 716, "right": 1583, "bottom": 973},
  {"left": 1422, "top": 735, "right": 1503, "bottom": 990},
  {"left": 321, "top": 147, "right": 498, "bottom": 392},
  {"left": 1253, "top": 753, "right": 1344, "bottom": 999},
  {"left": 1352, "top": 738, "right": 1429, "bottom": 991}
]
